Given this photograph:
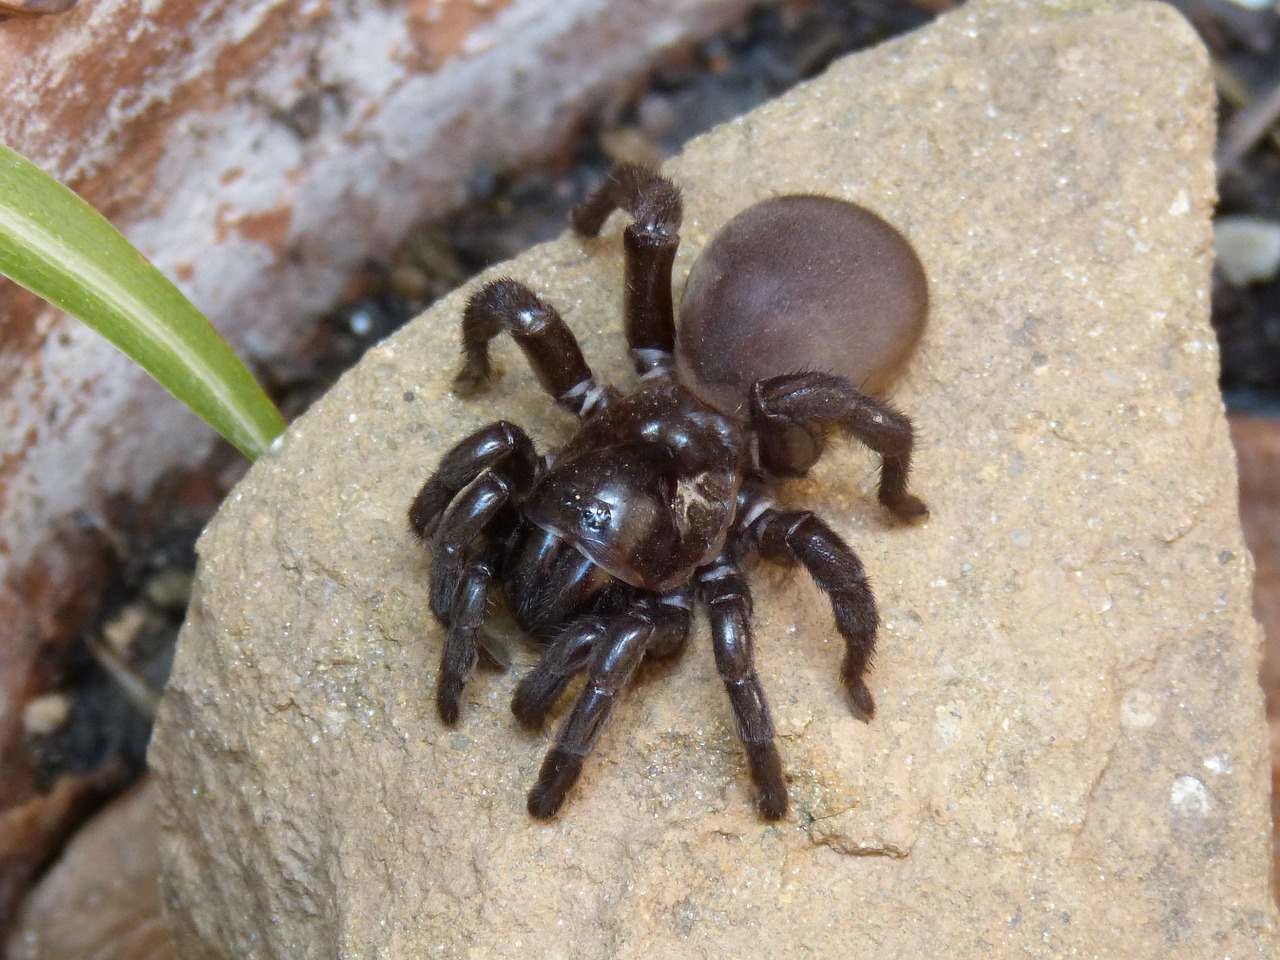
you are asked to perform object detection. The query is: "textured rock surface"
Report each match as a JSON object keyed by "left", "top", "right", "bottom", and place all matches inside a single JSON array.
[
  {"left": 0, "top": 0, "right": 753, "bottom": 814},
  {"left": 5, "top": 779, "right": 175, "bottom": 960},
  {"left": 151, "top": 1, "right": 1280, "bottom": 956}
]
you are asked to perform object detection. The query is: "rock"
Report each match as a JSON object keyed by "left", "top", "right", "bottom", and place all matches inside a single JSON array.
[
  {"left": 0, "top": 767, "right": 124, "bottom": 944},
  {"left": 150, "top": 0, "right": 1280, "bottom": 956},
  {"left": 5, "top": 778, "right": 175, "bottom": 960},
  {"left": 1214, "top": 215, "right": 1280, "bottom": 286}
]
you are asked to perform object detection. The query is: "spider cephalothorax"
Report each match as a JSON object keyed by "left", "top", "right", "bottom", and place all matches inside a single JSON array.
[{"left": 409, "top": 164, "right": 928, "bottom": 820}]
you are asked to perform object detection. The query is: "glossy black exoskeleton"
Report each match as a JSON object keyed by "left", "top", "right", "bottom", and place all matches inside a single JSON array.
[{"left": 409, "top": 163, "right": 928, "bottom": 820}]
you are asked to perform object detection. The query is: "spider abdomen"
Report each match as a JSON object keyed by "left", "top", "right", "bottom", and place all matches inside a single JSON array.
[{"left": 675, "top": 195, "right": 927, "bottom": 419}]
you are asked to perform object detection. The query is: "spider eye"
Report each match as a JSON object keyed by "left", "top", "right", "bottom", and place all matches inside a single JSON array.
[{"left": 582, "top": 501, "right": 611, "bottom": 533}]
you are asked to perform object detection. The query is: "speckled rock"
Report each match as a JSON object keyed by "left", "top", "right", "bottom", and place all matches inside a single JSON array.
[{"left": 150, "top": 1, "right": 1280, "bottom": 956}]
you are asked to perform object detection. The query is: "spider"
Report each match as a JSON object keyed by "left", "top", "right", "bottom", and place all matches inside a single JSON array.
[{"left": 409, "top": 164, "right": 928, "bottom": 820}]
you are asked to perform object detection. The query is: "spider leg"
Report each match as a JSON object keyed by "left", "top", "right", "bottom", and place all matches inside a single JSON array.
[
  {"left": 436, "top": 542, "right": 501, "bottom": 724},
  {"left": 455, "top": 278, "right": 611, "bottom": 419},
  {"left": 645, "top": 588, "right": 694, "bottom": 659},
  {"left": 408, "top": 420, "right": 539, "bottom": 540},
  {"left": 512, "top": 585, "right": 692, "bottom": 730},
  {"left": 429, "top": 470, "right": 514, "bottom": 624},
  {"left": 698, "top": 555, "right": 787, "bottom": 820},
  {"left": 428, "top": 458, "right": 542, "bottom": 722},
  {"left": 744, "top": 498, "right": 880, "bottom": 722},
  {"left": 526, "top": 597, "right": 689, "bottom": 818},
  {"left": 750, "top": 372, "right": 927, "bottom": 520},
  {"left": 571, "top": 163, "right": 683, "bottom": 374},
  {"left": 511, "top": 615, "right": 607, "bottom": 729}
]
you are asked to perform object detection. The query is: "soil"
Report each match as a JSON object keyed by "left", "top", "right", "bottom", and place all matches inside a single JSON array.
[{"left": 8, "top": 0, "right": 1280, "bottom": 946}]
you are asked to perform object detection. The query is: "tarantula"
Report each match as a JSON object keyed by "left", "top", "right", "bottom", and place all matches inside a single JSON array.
[{"left": 409, "top": 164, "right": 928, "bottom": 820}]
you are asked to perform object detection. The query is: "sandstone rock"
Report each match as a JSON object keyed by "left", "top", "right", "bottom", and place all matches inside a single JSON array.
[{"left": 150, "top": 1, "right": 1280, "bottom": 956}]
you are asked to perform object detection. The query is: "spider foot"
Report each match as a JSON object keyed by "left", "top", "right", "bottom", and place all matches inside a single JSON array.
[
  {"left": 745, "top": 741, "right": 788, "bottom": 820},
  {"left": 842, "top": 676, "right": 876, "bottom": 723},
  {"left": 527, "top": 748, "right": 583, "bottom": 819},
  {"left": 570, "top": 163, "right": 681, "bottom": 238},
  {"left": 451, "top": 362, "right": 496, "bottom": 398},
  {"left": 436, "top": 673, "right": 466, "bottom": 725},
  {"left": 883, "top": 490, "right": 929, "bottom": 523},
  {"left": 511, "top": 667, "right": 564, "bottom": 730},
  {"left": 511, "top": 617, "right": 604, "bottom": 729}
]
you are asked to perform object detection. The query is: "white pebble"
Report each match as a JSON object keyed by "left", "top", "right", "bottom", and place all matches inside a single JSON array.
[
  {"left": 1214, "top": 216, "right": 1280, "bottom": 286},
  {"left": 23, "top": 693, "right": 70, "bottom": 736}
]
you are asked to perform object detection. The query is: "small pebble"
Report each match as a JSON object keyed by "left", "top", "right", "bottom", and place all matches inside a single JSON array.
[
  {"left": 598, "top": 127, "right": 664, "bottom": 169},
  {"left": 102, "top": 604, "right": 148, "bottom": 654},
  {"left": 23, "top": 693, "right": 70, "bottom": 736},
  {"left": 636, "top": 93, "right": 678, "bottom": 139},
  {"left": 1214, "top": 215, "right": 1280, "bottom": 286},
  {"left": 347, "top": 305, "right": 376, "bottom": 337},
  {"left": 144, "top": 569, "right": 195, "bottom": 613},
  {"left": 404, "top": 228, "right": 467, "bottom": 289}
]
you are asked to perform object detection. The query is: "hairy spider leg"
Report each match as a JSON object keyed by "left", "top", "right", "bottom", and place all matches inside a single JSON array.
[
  {"left": 512, "top": 587, "right": 691, "bottom": 729},
  {"left": 455, "top": 278, "right": 611, "bottom": 419},
  {"left": 430, "top": 471, "right": 514, "bottom": 622},
  {"left": 645, "top": 587, "right": 695, "bottom": 659},
  {"left": 527, "top": 597, "right": 692, "bottom": 819},
  {"left": 750, "top": 372, "right": 928, "bottom": 521},
  {"left": 512, "top": 616, "right": 608, "bottom": 729},
  {"left": 429, "top": 465, "right": 531, "bottom": 723},
  {"left": 698, "top": 554, "right": 788, "bottom": 819},
  {"left": 408, "top": 420, "right": 539, "bottom": 541},
  {"left": 570, "top": 163, "right": 683, "bottom": 375},
  {"left": 742, "top": 496, "right": 881, "bottom": 722},
  {"left": 435, "top": 542, "right": 502, "bottom": 724}
]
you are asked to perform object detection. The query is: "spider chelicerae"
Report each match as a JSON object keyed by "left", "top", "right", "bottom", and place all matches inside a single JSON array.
[{"left": 410, "top": 163, "right": 928, "bottom": 820}]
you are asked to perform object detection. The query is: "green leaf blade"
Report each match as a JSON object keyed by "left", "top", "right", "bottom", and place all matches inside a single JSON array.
[{"left": 0, "top": 142, "right": 286, "bottom": 460}]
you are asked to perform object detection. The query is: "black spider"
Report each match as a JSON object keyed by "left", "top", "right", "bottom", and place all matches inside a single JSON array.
[{"left": 409, "top": 164, "right": 929, "bottom": 820}]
